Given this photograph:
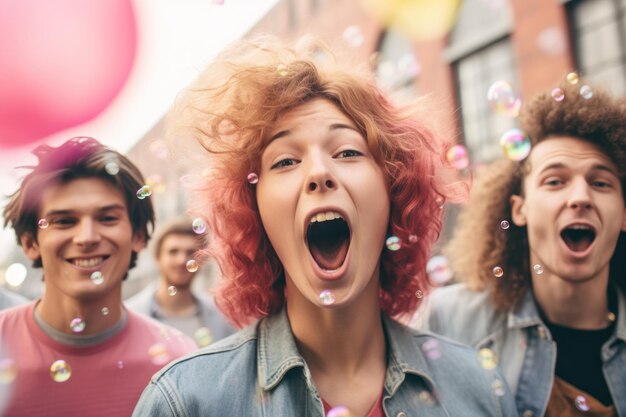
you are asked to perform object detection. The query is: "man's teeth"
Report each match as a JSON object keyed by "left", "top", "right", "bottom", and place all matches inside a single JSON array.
[
  {"left": 310, "top": 211, "right": 343, "bottom": 223},
  {"left": 72, "top": 257, "right": 104, "bottom": 268}
]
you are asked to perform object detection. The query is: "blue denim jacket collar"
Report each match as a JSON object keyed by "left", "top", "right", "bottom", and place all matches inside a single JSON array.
[
  {"left": 507, "top": 285, "right": 626, "bottom": 341},
  {"left": 508, "top": 289, "right": 543, "bottom": 330},
  {"left": 257, "top": 308, "right": 436, "bottom": 395}
]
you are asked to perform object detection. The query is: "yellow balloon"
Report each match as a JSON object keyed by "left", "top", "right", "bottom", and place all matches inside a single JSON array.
[{"left": 360, "top": 0, "right": 462, "bottom": 41}]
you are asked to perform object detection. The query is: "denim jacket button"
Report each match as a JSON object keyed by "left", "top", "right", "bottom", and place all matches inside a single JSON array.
[
  {"left": 522, "top": 410, "right": 534, "bottom": 417},
  {"left": 396, "top": 412, "right": 408, "bottom": 417},
  {"left": 537, "top": 326, "right": 547, "bottom": 339}
]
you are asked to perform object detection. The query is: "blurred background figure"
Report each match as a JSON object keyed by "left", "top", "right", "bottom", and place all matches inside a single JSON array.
[
  {"left": 125, "top": 217, "right": 235, "bottom": 346},
  {"left": 0, "top": 287, "right": 27, "bottom": 310}
]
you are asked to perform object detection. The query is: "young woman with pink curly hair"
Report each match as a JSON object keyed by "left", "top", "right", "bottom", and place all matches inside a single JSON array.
[{"left": 133, "top": 37, "right": 518, "bottom": 417}]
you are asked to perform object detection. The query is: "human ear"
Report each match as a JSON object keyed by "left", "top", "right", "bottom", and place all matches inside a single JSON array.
[
  {"left": 20, "top": 233, "right": 41, "bottom": 261},
  {"left": 510, "top": 194, "right": 527, "bottom": 226},
  {"left": 131, "top": 231, "right": 146, "bottom": 252}
]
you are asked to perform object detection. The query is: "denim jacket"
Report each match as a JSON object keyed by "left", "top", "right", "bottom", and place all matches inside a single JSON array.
[
  {"left": 423, "top": 283, "right": 626, "bottom": 417},
  {"left": 133, "top": 308, "right": 518, "bottom": 417}
]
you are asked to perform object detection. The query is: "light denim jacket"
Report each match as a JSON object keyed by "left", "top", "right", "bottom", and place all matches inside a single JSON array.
[
  {"left": 133, "top": 308, "right": 518, "bottom": 417},
  {"left": 424, "top": 283, "right": 626, "bottom": 417}
]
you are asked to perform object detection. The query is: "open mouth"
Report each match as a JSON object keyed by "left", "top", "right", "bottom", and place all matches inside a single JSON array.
[
  {"left": 560, "top": 225, "right": 596, "bottom": 253},
  {"left": 306, "top": 211, "right": 350, "bottom": 271}
]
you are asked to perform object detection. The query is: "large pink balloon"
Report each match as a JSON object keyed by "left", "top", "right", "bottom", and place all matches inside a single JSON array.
[{"left": 0, "top": 0, "right": 137, "bottom": 148}]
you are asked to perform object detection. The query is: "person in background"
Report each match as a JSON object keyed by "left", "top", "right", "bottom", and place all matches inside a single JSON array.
[
  {"left": 423, "top": 80, "right": 626, "bottom": 417},
  {"left": 0, "top": 287, "right": 28, "bottom": 310},
  {"left": 125, "top": 216, "right": 235, "bottom": 346},
  {"left": 0, "top": 137, "right": 196, "bottom": 417},
  {"left": 132, "top": 36, "right": 518, "bottom": 417}
]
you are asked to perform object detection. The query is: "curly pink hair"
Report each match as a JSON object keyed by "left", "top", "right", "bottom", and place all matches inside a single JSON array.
[{"left": 170, "top": 37, "right": 466, "bottom": 327}]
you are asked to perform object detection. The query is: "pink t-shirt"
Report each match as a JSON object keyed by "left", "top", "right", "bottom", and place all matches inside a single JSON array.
[
  {"left": 0, "top": 302, "right": 197, "bottom": 417},
  {"left": 322, "top": 391, "right": 385, "bottom": 417}
]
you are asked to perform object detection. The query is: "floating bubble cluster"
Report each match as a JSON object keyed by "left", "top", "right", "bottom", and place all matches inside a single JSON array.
[
  {"left": 533, "top": 264, "right": 544, "bottom": 275},
  {"left": 247, "top": 172, "right": 259, "bottom": 184},
  {"left": 580, "top": 85, "right": 593, "bottom": 99},
  {"left": 385, "top": 236, "right": 401, "bottom": 251},
  {"left": 101, "top": 307, "right": 110, "bottom": 316},
  {"left": 149, "top": 140, "right": 169, "bottom": 160},
  {"left": 148, "top": 343, "right": 171, "bottom": 366},
  {"left": 566, "top": 72, "right": 579, "bottom": 84},
  {"left": 492, "top": 379, "right": 506, "bottom": 397},
  {"left": 487, "top": 80, "right": 521, "bottom": 117},
  {"left": 500, "top": 220, "right": 510, "bottom": 230},
  {"left": 38, "top": 219, "right": 49, "bottom": 229},
  {"left": 492, "top": 266, "right": 504, "bottom": 278},
  {"left": 276, "top": 64, "right": 288, "bottom": 77},
  {"left": 192, "top": 218, "right": 207, "bottom": 234},
  {"left": 536, "top": 27, "right": 566, "bottom": 56},
  {"left": 70, "top": 317, "right": 86, "bottom": 333},
  {"left": 426, "top": 256, "right": 453, "bottom": 285},
  {"left": 575, "top": 395, "right": 590, "bottom": 412},
  {"left": 186, "top": 260, "right": 199, "bottom": 273},
  {"left": 136, "top": 185, "right": 152, "bottom": 200},
  {"left": 327, "top": 406, "right": 352, "bottom": 417},
  {"left": 105, "top": 161, "right": 120, "bottom": 175},
  {"left": 551, "top": 88, "right": 565, "bottom": 101},
  {"left": 194, "top": 327, "right": 213, "bottom": 348},
  {"left": 0, "top": 358, "right": 17, "bottom": 384},
  {"left": 50, "top": 360, "right": 72, "bottom": 382},
  {"left": 500, "top": 128, "right": 531, "bottom": 161},
  {"left": 90, "top": 271, "right": 104, "bottom": 285},
  {"left": 167, "top": 286, "right": 177, "bottom": 296},
  {"left": 422, "top": 338, "right": 442, "bottom": 360},
  {"left": 446, "top": 144, "right": 470, "bottom": 170},
  {"left": 342, "top": 25, "right": 364, "bottom": 48},
  {"left": 478, "top": 348, "right": 497, "bottom": 370},
  {"left": 319, "top": 290, "right": 335, "bottom": 306},
  {"left": 419, "top": 390, "right": 437, "bottom": 406},
  {"left": 415, "top": 290, "right": 424, "bottom": 299},
  {"left": 408, "top": 234, "right": 418, "bottom": 243}
]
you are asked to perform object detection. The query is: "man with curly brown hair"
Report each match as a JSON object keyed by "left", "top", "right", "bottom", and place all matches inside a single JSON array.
[{"left": 423, "top": 81, "right": 626, "bottom": 417}]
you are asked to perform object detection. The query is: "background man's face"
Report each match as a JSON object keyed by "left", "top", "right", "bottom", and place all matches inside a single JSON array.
[
  {"left": 511, "top": 136, "right": 626, "bottom": 284},
  {"left": 157, "top": 234, "right": 200, "bottom": 288}
]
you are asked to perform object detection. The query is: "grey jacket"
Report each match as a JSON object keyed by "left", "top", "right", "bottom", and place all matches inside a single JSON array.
[
  {"left": 423, "top": 283, "right": 626, "bottom": 417},
  {"left": 125, "top": 282, "right": 235, "bottom": 342},
  {"left": 133, "top": 308, "right": 518, "bottom": 416}
]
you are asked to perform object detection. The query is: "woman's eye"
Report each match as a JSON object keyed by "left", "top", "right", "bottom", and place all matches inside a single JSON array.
[
  {"left": 100, "top": 216, "right": 119, "bottom": 223},
  {"left": 270, "top": 158, "right": 298, "bottom": 169},
  {"left": 336, "top": 149, "right": 363, "bottom": 158}
]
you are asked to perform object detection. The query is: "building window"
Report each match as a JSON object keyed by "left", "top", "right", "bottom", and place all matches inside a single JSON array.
[
  {"left": 453, "top": 38, "right": 519, "bottom": 164},
  {"left": 568, "top": 0, "right": 626, "bottom": 95},
  {"left": 374, "top": 29, "right": 420, "bottom": 105}
]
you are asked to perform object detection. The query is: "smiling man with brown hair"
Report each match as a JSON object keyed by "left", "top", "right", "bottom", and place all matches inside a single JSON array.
[{"left": 0, "top": 137, "right": 196, "bottom": 417}]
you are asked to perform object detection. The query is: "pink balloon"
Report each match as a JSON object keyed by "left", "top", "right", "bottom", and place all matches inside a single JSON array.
[{"left": 0, "top": 0, "right": 137, "bottom": 148}]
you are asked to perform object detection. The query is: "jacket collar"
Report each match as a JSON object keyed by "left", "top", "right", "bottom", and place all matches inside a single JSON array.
[
  {"left": 507, "top": 285, "right": 626, "bottom": 343},
  {"left": 508, "top": 289, "right": 543, "bottom": 329},
  {"left": 614, "top": 288, "right": 626, "bottom": 342},
  {"left": 256, "top": 308, "right": 435, "bottom": 394}
]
